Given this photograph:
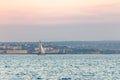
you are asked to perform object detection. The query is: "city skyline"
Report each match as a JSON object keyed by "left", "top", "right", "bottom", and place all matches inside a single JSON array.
[{"left": 0, "top": 0, "right": 120, "bottom": 41}]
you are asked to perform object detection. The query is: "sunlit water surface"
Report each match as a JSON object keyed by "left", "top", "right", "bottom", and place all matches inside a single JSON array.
[{"left": 0, "top": 54, "right": 120, "bottom": 80}]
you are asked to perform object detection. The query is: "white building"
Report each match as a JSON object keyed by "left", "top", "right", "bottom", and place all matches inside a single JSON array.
[{"left": 6, "top": 50, "right": 28, "bottom": 54}]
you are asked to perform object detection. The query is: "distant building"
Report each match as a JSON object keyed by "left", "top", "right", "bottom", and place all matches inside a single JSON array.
[
  {"left": 6, "top": 50, "right": 28, "bottom": 54},
  {"left": 44, "top": 48, "right": 60, "bottom": 54},
  {"left": 0, "top": 50, "right": 5, "bottom": 54},
  {"left": 34, "top": 47, "right": 60, "bottom": 54},
  {"left": 0, "top": 46, "right": 6, "bottom": 49}
]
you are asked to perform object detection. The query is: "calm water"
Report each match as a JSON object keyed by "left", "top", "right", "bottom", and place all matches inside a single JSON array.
[{"left": 0, "top": 54, "right": 120, "bottom": 80}]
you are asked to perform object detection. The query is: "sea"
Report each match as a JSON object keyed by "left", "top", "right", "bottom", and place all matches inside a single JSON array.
[{"left": 0, "top": 54, "right": 120, "bottom": 80}]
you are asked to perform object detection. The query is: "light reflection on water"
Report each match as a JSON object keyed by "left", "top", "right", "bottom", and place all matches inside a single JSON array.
[{"left": 0, "top": 54, "right": 120, "bottom": 80}]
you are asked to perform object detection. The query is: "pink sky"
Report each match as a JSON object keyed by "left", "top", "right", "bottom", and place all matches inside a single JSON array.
[
  {"left": 0, "top": 0, "right": 120, "bottom": 41},
  {"left": 0, "top": 0, "right": 120, "bottom": 25}
]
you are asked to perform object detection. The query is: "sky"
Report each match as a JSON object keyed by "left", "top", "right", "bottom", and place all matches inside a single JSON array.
[{"left": 0, "top": 0, "right": 120, "bottom": 41}]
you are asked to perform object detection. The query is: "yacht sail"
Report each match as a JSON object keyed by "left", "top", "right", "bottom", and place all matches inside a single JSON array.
[{"left": 38, "top": 41, "right": 45, "bottom": 55}]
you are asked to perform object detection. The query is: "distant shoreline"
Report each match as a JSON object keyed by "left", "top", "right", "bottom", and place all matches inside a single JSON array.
[{"left": 0, "top": 53, "right": 120, "bottom": 55}]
